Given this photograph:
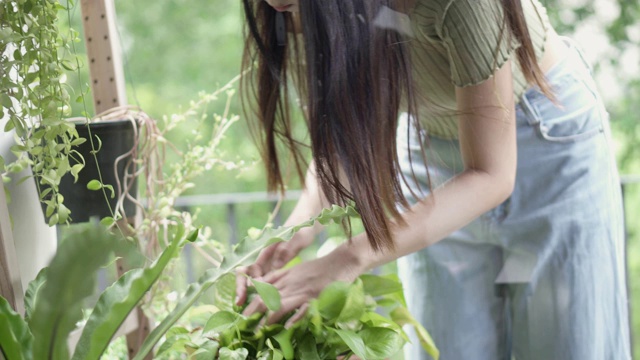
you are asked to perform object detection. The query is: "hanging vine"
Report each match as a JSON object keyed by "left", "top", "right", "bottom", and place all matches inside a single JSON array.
[{"left": 0, "top": 0, "right": 83, "bottom": 224}]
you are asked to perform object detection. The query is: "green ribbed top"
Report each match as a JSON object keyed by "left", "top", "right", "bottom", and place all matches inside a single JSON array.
[{"left": 409, "top": 0, "right": 550, "bottom": 139}]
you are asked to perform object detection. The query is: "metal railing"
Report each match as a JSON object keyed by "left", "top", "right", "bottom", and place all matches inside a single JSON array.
[{"left": 177, "top": 176, "right": 640, "bottom": 247}]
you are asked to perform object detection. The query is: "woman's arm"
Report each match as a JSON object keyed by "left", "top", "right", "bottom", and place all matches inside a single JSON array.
[
  {"left": 246, "top": 60, "right": 517, "bottom": 323},
  {"left": 340, "top": 60, "right": 517, "bottom": 271}
]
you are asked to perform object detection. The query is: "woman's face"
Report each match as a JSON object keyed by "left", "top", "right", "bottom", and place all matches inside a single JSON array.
[{"left": 264, "top": 0, "right": 299, "bottom": 13}]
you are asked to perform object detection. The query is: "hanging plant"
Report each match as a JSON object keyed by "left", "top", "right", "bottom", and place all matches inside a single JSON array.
[{"left": 0, "top": 0, "right": 84, "bottom": 225}]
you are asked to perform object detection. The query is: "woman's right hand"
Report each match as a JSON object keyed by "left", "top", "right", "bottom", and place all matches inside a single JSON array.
[
  {"left": 236, "top": 161, "right": 327, "bottom": 307},
  {"left": 235, "top": 229, "right": 315, "bottom": 307}
]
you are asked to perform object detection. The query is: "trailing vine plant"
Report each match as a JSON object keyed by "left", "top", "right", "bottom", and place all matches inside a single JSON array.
[{"left": 0, "top": 0, "right": 85, "bottom": 225}]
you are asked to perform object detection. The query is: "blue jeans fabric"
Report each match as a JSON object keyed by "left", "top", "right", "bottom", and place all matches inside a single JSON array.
[{"left": 397, "top": 38, "right": 631, "bottom": 360}]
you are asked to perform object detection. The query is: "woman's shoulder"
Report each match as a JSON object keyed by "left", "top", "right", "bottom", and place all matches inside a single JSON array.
[
  {"left": 412, "top": 0, "right": 506, "bottom": 32},
  {"left": 413, "top": 0, "right": 503, "bottom": 17}
]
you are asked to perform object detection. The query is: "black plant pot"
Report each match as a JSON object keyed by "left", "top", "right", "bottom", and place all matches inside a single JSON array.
[{"left": 43, "top": 119, "right": 138, "bottom": 223}]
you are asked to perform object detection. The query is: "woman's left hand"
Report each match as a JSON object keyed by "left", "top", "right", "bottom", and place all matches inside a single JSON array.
[{"left": 242, "top": 244, "right": 363, "bottom": 327}]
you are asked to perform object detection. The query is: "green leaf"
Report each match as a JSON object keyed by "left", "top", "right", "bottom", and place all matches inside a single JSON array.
[
  {"left": 3, "top": 118, "right": 15, "bottom": 132},
  {"left": 317, "top": 281, "right": 350, "bottom": 321},
  {"left": 265, "top": 339, "right": 284, "bottom": 360},
  {"left": 359, "top": 327, "right": 403, "bottom": 359},
  {"left": 166, "top": 326, "right": 190, "bottom": 337},
  {"left": 191, "top": 340, "right": 220, "bottom": 360},
  {"left": 336, "top": 279, "right": 365, "bottom": 324},
  {"left": 70, "top": 137, "right": 86, "bottom": 146},
  {"left": 360, "top": 311, "right": 403, "bottom": 333},
  {"left": 213, "top": 273, "right": 236, "bottom": 312},
  {"left": 306, "top": 301, "right": 324, "bottom": 338},
  {"left": 100, "top": 217, "right": 116, "bottom": 227},
  {"left": 10, "top": 144, "right": 27, "bottom": 155},
  {"left": 218, "top": 347, "right": 249, "bottom": 360},
  {"left": 1, "top": 93, "right": 12, "bottom": 108},
  {"left": 15, "top": 175, "right": 31, "bottom": 187},
  {"left": 133, "top": 269, "right": 223, "bottom": 360},
  {"left": 24, "top": 267, "right": 48, "bottom": 323},
  {"left": 272, "top": 326, "right": 295, "bottom": 360},
  {"left": 103, "top": 184, "right": 115, "bottom": 198},
  {"left": 0, "top": 297, "right": 33, "bottom": 360},
  {"left": 30, "top": 225, "right": 118, "bottom": 360},
  {"left": 133, "top": 205, "right": 358, "bottom": 360},
  {"left": 57, "top": 203, "right": 71, "bottom": 223},
  {"left": 332, "top": 329, "right": 367, "bottom": 360},
  {"left": 296, "top": 333, "right": 321, "bottom": 360},
  {"left": 61, "top": 60, "right": 76, "bottom": 71},
  {"left": 92, "top": 134, "right": 103, "bottom": 153},
  {"left": 186, "top": 228, "right": 200, "bottom": 242},
  {"left": 333, "top": 327, "right": 403, "bottom": 360},
  {"left": 86, "top": 179, "right": 102, "bottom": 190},
  {"left": 252, "top": 279, "right": 281, "bottom": 312},
  {"left": 359, "top": 274, "right": 404, "bottom": 298},
  {"left": 203, "top": 311, "right": 239, "bottom": 333},
  {"left": 45, "top": 202, "right": 55, "bottom": 218},
  {"left": 390, "top": 306, "right": 439, "bottom": 360},
  {"left": 155, "top": 331, "right": 190, "bottom": 358},
  {"left": 315, "top": 204, "right": 360, "bottom": 226},
  {"left": 48, "top": 213, "right": 59, "bottom": 226},
  {"left": 71, "top": 224, "right": 187, "bottom": 360},
  {"left": 29, "top": 146, "right": 43, "bottom": 156},
  {"left": 70, "top": 164, "right": 84, "bottom": 183}
]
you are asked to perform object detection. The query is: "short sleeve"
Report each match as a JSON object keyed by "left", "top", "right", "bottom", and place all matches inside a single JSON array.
[{"left": 439, "top": 0, "right": 520, "bottom": 87}]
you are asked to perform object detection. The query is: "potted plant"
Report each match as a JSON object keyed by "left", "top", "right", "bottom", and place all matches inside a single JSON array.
[
  {"left": 39, "top": 116, "right": 139, "bottom": 224},
  {"left": 0, "top": 76, "right": 248, "bottom": 359}
]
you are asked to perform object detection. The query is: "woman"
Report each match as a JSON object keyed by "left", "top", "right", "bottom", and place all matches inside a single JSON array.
[{"left": 236, "top": 0, "right": 631, "bottom": 358}]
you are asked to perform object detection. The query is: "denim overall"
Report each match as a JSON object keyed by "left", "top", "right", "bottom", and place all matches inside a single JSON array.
[{"left": 397, "top": 38, "right": 632, "bottom": 360}]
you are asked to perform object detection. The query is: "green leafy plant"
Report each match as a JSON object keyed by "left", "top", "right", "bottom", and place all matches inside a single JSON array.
[
  {"left": 1, "top": 0, "right": 86, "bottom": 223},
  {"left": 156, "top": 243, "right": 440, "bottom": 360},
  {"left": 0, "top": 204, "right": 369, "bottom": 360},
  {"left": 0, "top": 221, "right": 196, "bottom": 360},
  {"left": 132, "top": 205, "right": 366, "bottom": 360},
  {"left": 159, "top": 274, "right": 439, "bottom": 360}
]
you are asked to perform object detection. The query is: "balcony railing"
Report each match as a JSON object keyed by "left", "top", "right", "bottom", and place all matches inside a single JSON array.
[{"left": 175, "top": 175, "right": 640, "bottom": 247}]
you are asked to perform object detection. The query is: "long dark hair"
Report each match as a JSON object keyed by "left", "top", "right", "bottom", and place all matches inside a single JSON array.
[{"left": 241, "top": 0, "right": 551, "bottom": 252}]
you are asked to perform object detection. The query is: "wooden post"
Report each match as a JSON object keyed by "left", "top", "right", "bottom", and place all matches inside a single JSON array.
[
  {"left": 80, "top": 1, "right": 151, "bottom": 359},
  {"left": 80, "top": 0, "right": 127, "bottom": 114},
  {"left": 0, "top": 184, "right": 24, "bottom": 315}
]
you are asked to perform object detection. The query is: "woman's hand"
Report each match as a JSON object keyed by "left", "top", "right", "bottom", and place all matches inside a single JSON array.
[
  {"left": 241, "top": 243, "right": 364, "bottom": 327},
  {"left": 235, "top": 228, "right": 315, "bottom": 307},
  {"left": 236, "top": 161, "right": 330, "bottom": 307}
]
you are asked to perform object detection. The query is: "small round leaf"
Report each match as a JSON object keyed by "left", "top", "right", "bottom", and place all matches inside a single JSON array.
[{"left": 86, "top": 180, "right": 102, "bottom": 191}]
